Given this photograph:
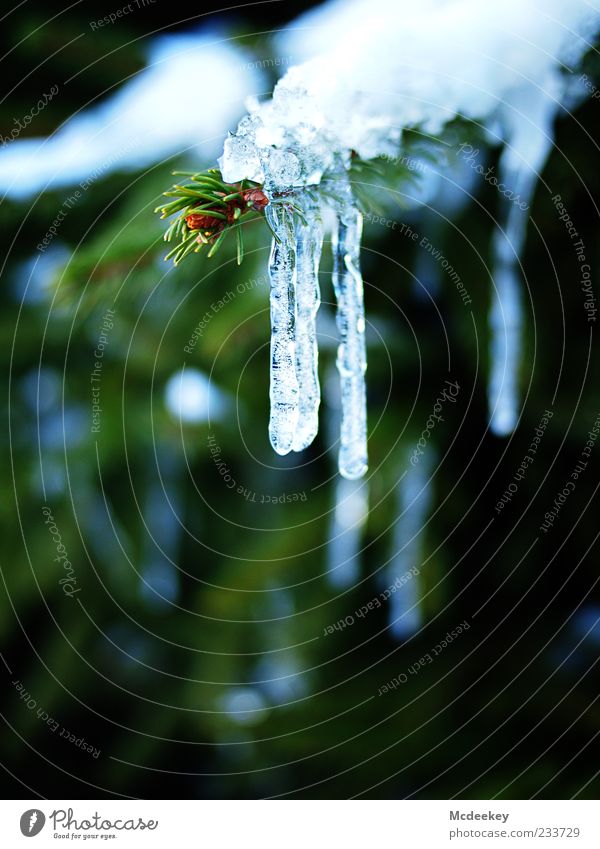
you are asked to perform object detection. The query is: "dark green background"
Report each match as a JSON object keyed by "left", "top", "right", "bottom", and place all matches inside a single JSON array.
[{"left": 1, "top": 0, "right": 599, "bottom": 799}]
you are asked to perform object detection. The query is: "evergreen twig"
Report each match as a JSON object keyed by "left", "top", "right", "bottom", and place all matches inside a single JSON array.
[{"left": 155, "top": 168, "right": 269, "bottom": 266}]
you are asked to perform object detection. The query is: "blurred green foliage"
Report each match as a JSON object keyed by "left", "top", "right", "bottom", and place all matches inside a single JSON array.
[{"left": 1, "top": 2, "right": 600, "bottom": 801}]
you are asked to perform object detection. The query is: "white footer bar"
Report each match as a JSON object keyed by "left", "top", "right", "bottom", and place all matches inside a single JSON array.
[{"left": 1, "top": 800, "right": 598, "bottom": 848}]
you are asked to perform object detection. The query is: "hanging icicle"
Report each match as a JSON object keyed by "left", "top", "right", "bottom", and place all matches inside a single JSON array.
[
  {"left": 323, "top": 363, "right": 369, "bottom": 587},
  {"left": 327, "top": 475, "right": 369, "bottom": 588},
  {"left": 264, "top": 199, "right": 299, "bottom": 455},
  {"left": 488, "top": 91, "right": 557, "bottom": 436},
  {"left": 488, "top": 256, "right": 522, "bottom": 437},
  {"left": 293, "top": 192, "right": 322, "bottom": 452},
  {"left": 331, "top": 178, "right": 368, "bottom": 480},
  {"left": 262, "top": 175, "right": 367, "bottom": 477},
  {"left": 387, "top": 452, "right": 435, "bottom": 639}
]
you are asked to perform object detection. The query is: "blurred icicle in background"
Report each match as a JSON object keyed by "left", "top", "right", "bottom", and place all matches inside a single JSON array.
[
  {"left": 139, "top": 453, "right": 182, "bottom": 612},
  {"left": 387, "top": 451, "right": 436, "bottom": 640},
  {"left": 326, "top": 476, "right": 369, "bottom": 589},
  {"left": 488, "top": 89, "right": 560, "bottom": 435},
  {"left": 152, "top": 367, "right": 231, "bottom": 607},
  {"left": 324, "top": 364, "right": 369, "bottom": 588}
]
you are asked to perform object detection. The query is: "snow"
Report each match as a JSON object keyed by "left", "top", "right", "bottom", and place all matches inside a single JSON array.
[
  {"left": 0, "top": 31, "right": 265, "bottom": 198},
  {"left": 222, "top": 0, "right": 600, "bottom": 188},
  {"left": 220, "top": 0, "right": 599, "bottom": 456}
]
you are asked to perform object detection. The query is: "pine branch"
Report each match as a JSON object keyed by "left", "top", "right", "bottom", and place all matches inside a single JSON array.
[
  {"left": 155, "top": 140, "right": 444, "bottom": 267},
  {"left": 154, "top": 168, "right": 269, "bottom": 266}
]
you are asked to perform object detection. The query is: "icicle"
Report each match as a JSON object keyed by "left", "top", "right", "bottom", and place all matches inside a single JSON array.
[
  {"left": 322, "top": 363, "right": 367, "bottom": 586},
  {"left": 488, "top": 91, "right": 557, "bottom": 435},
  {"left": 332, "top": 183, "right": 368, "bottom": 480},
  {"left": 488, "top": 258, "right": 522, "bottom": 436},
  {"left": 293, "top": 193, "right": 322, "bottom": 452},
  {"left": 488, "top": 176, "right": 532, "bottom": 436},
  {"left": 265, "top": 200, "right": 299, "bottom": 455},
  {"left": 327, "top": 475, "right": 369, "bottom": 588},
  {"left": 387, "top": 452, "right": 434, "bottom": 640}
]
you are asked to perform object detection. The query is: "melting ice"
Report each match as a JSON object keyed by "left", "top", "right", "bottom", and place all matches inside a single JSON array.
[
  {"left": 293, "top": 193, "right": 323, "bottom": 452},
  {"left": 217, "top": 0, "right": 600, "bottom": 468}
]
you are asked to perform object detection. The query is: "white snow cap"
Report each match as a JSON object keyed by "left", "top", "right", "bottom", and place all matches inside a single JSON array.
[
  {"left": 219, "top": 0, "right": 600, "bottom": 187},
  {"left": 0, "top": 32, "right": 265, "bottom": 198}
]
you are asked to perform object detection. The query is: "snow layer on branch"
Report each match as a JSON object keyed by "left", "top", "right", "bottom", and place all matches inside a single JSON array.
[
  {"left": 220, "top": 0, "right": 600, "bottom": 186},
  {"left": 0, "top": 32, "right": 264, "bottom": 198}
]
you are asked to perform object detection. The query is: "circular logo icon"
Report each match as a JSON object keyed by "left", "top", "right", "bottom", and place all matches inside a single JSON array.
[{"left": 19, "top": 810, "right": 46, "bottom": 837}]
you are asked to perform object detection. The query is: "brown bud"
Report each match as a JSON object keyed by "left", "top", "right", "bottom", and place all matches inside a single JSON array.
[
  {"left": 242, "top": 188, "right": 269, "bottom": 211},
  {"left": 186, "top": 212, "right": 221, "bottom": 231}
]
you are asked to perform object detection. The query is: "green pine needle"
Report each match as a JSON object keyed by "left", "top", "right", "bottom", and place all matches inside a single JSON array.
[
  {"left": 156, "top": 167, "right": 269, "bottom": 267},
  {"left": 236, "top": 225, "right": 244, "bottom": 265}
]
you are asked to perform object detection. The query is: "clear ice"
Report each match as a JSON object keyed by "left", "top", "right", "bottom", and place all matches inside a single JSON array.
[
  {"left": 219, "top": 95, "right": 368, "bottom": 476},
  {"left": 265, "top": 200, "right": 299, "bottom": 455},
  {"left": 293, "top": 193, "right": 322, "bottom": 452},
  {"left": 331, "top": 180, "right": 368, "bottom": 480},
  {"left": 261, "top": 168, "right": 366, "bottom": 475}
]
